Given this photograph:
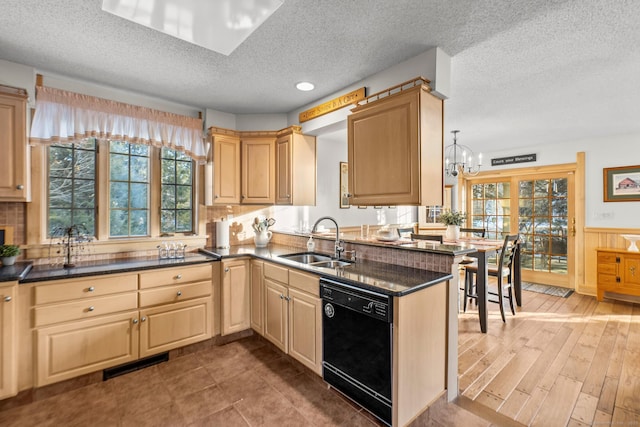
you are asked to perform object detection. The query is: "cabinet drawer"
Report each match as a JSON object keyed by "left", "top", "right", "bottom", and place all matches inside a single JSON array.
[
  {"left": 598, "top": 273, "right": 618, "bottom": 286},
  {"left": 597, "top": 253, "right": 619, "bottom": 264},
  {"left": 34, "top": 293, "right": 138, "bottom": 327},
  {"left": 139, "top": 264, "right": 212, "bottom": 289},
  {"left": 264, "top": 262, "right": 288, "bottom": 284},
  {"left": 598, "top": 263, "right": 617, "bottom": 275},
  {"left": 289, "top": 270, "right": 319, "bottom": 296},
  {"left": 34, "top": 274, "right": 138, "bottom": 305},
  {"left": 139, "top": 281, "right": 211, "bottom": 308}
]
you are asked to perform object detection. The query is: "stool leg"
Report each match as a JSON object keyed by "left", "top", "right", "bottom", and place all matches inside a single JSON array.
[
  {"left": 463, "top": 270, "right": 470, "bottom": 312},
  {"left": 508, "top": 286, "right": 515, "bottom": 315},
  {"left": 498, "top": 276, "right": 506, "bottom": 323}
]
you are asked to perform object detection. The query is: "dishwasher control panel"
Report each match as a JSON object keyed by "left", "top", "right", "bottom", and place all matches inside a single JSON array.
[{"left": 321, "top": 278, "right": 392, "bottom": 322}]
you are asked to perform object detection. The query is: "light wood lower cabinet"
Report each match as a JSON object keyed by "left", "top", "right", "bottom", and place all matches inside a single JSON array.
[
  {"left": 36, "top": 311, "right": 139, "bottom": 387},
  {"left": 221, "top": 258, "right": 250, "bottom": 335},
  {"left": 139, "top": 297, "right": 211, "bottom": 358},
  {"left": 262, "top": 263, "right": 322, "bottom": 374},
  {"left": 0, "top": 282, "right": 17, "bottom": 399},
  {"left": 250, "top": 260, "right": 264, "bottom": 335},
  {"left": 597, "top": 249, "right": 640, "bottom": 301},
  {"left": 33, "top": 264, "right": 214, "bottom": 387}
]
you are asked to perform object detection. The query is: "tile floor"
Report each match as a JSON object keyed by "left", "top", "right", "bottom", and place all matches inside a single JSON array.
[{"left": 0, "top": 333, "right": 500, "bottom": 427}]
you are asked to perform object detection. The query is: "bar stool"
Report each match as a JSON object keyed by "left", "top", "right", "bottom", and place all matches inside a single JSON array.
[{"left": 462, "top": 234, "right": 520, "bottom": 322}]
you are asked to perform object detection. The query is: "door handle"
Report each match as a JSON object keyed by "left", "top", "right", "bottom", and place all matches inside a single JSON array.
[{"left": 571, "top": 218, "right": 576, "bottom": 237}]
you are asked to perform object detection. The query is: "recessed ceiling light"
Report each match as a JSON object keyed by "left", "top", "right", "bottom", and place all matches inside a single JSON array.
[
  {"left": 101, "top": 0, "right": 284, "bottom": 56},
  {"left": 296, "top": 82, "right": 315, "bottom": 91}
]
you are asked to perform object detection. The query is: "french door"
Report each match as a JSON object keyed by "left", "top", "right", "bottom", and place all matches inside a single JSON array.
[{"left": 466, "top": 171, "right": 575, "bottom": 287}]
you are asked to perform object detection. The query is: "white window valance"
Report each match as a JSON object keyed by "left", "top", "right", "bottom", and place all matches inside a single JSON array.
[{"left": 30, "top": 85, "right": 206, "bottom": 163}]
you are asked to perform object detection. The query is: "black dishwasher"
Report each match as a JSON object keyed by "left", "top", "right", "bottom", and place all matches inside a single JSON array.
[{"left": 321, "top": 277, "right": 393, "bottom": 426}]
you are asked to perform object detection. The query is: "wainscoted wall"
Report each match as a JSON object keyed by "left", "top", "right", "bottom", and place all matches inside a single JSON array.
[{"left": 582, "top": 227, "right": 640, "bottom": 296}]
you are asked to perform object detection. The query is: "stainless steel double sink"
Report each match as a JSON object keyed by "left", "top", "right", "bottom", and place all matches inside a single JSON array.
[{"left": 278, "top": 252, "right": 352, "bottom": 268}]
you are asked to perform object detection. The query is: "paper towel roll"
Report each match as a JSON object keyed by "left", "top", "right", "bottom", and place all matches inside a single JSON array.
[{"left": 216, "top": 220, "right": 230, "bottom": 248}]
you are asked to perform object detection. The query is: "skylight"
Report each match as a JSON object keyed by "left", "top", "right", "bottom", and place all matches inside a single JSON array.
[{"left": 102, "top": 0, "right": 284, "bottom": 56}]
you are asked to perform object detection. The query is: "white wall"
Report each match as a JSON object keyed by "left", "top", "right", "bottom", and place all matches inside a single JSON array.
[
  {"left": 272, "top": 128, "right": 417, "bottom": 231},
  {"left": 480, "top": 133, "right": 640, "bottom": 228}
]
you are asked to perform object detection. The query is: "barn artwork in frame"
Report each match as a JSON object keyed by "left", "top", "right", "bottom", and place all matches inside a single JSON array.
[{"left": 604, "top": 165, "right": 640, "bottom": 202}]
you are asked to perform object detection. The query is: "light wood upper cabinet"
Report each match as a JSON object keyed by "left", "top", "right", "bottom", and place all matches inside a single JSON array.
[
  {"left": 347, "top": 82, "right": 443, "bottom": 206},
  {"left": 275, "top": 127, "right": 316, "bottom": 206},
  {"left": 221, "top": 258, "right": 250, "bottom": 335},
  {"left": 0, "top": 282, "right": 17, "bottom": 399},
  {"left": 0, "top": 85, "right": 29, "bottom": 201},
  {"left": 241, "top": 136, "right": 275, "bottom": 204},
  {"left": 211, "top": 131, "right": 241, "bottom": 205}
]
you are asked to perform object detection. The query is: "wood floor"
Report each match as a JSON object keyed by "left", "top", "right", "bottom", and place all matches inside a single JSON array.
[{"left": 457, "top": 286, "right": 640, "bottom": 426}]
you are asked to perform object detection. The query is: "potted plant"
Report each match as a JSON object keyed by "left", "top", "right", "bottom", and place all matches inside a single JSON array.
[
  {"left": 0, "top": 244, "right": 20, "bottom": 266},
  {"left": 439, "top": 210, "right": 466, "bottom": 240}
]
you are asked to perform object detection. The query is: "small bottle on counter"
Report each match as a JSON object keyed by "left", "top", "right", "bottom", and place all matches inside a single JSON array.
[{"left": 307, "top": 236, "right": 315, "bottom": 252}]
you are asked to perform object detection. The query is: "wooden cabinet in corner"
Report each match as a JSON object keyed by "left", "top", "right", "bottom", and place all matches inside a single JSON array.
[
  {"left": 347, "top": 79, "right": 443, "bottom": 206},
  {"left": 210, "top": 128, "right": 241, "bottom": 205},
  {"left": 275, "top": 126, "right": 316, "bottom": 206},
  {"left": 0, "top": 85, "right": 29, "bottom": 201}
]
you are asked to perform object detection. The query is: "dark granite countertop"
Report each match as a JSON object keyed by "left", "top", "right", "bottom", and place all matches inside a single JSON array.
[
  {"left": 199, "top": 244, "right": 453, "bottom": 297},
  {"left": 21, "top": 253, "right": 217, "bottom": 284},
  {"left": 0, "top": 261, "right": 34, "bottom": 282}
]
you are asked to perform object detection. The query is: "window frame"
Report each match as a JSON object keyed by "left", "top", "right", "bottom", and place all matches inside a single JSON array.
[{"left": 40, "top": 139, "right": 200, "bottom": 244}]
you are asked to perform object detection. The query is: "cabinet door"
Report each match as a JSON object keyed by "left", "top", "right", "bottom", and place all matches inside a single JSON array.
[
  {"left": 221, "top": 259, "right": 250, "bottom": 335},
  {"left": 0, "top": 92, "right": 28, "bottom": 201},
  {"left": 213, "top": 134, "right": 241, "bottom": 204},
  {"left": 0, "top": 283, "right": 17, "bottom": 399},
  {"left": 35, "top": 311, "right": 139, "bottom": 387},
  {"left": 288, "top": 288, "right": 322, "bottom": 375},
  {"left": 263, "top": 278, "right": 288, "bottom": 352},
  {"left": 250, "top": 260, "right": 264, "bottom": 335},
  {"left": 275, "top": 135, "right": 292, "bottom": 204},
  {"left": 139, "top": 297, "right": 212, "bottom": 358},
  {"left": 242, "top": 137, "right": 275, "bottom": 204},
  {"left": 623, "top": 255, "right": 640, "bottom": 289},
  {"left": 348, "top": 88, "right": 420, "bottom": 205}
]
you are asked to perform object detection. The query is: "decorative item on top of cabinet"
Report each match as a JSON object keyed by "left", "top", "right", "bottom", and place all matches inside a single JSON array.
[
  {"left": 597, "top": 248, "right": 640, "bottom": 301},
  {"left": 221, "top": 258, "right": 251, "bottom": 335},
  {"left": 347, "top": 77, "right": 443, "bottom": 206},
  {"left": 0, "top": 282, "right": 17, "bottom": 399},
  {"left": 0, "top": 85, "right": 29, "bottom": 201},
  {"left": 275, "top": 126, "right": 317, "bottom": 206}
]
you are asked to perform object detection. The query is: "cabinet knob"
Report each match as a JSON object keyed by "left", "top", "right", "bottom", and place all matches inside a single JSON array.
[
  {"left": 224, "top": 267, "right": 230, "bottom": 272},
  {"left": 280, "top": 294, "right": 284, "bottom": 299},
  {"left": 177, "top": 291, "right": 182, "bottom": 297},
  {"left": 242, "top": 195, "right": 246, "bottom": 199},
  {"left": 346, "top": 193, "right": 352, "bottom": 198},
  {"left": 16, "top": 184, "right": 24, "bottom": 190},
  {"left": 214, "top": 195, "right": 219, "bottom": 199},
  {"left": 87, "top": 286, "right": 95, "bottom": 292},
  {"left": 88, "top": 306, "right": 95, "bottom": 312},
  {"left": 285, "top": 296, "right": 291, "bottom": 302},
  {"left": 132, "top": 318, "right": 138, "bottom": 324},
  {"left": 287, "top": 194, "right": 291, "bottom": 198},
  {"left": 4, "top": 296, "right": 11, "bottom": 302},
  {"left": 175, "top": 274, "right": 182, "bottom": 280},
  {"left": 141, "top": 316, "right": 147, "bottom": 322}
]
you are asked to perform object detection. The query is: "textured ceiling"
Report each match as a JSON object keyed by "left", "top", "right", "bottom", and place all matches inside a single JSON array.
[{"left": 1, "top": 0, "right": 639, "bottom": 152}]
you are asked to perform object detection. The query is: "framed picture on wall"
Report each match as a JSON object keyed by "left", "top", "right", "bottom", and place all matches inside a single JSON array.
[
  {"left": 339, "top": 162, "right": 350, "bottom": 208},
  {"left": 604, "top": 165, "right": 640, "bottom": 202}
]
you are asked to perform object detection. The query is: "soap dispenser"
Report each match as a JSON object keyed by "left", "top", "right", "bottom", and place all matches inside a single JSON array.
[{"left": 307, "top": 235, "right": 315, "bottom": 252}]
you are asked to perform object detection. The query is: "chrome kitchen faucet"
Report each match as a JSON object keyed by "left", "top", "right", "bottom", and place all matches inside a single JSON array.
[{"left": 311, "top": 216, "right": 344, "bottom": 259}]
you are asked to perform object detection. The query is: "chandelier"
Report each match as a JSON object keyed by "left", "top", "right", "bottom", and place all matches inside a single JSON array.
[{"left": 444, "top": 130, "right": 482, "bottom": 177}]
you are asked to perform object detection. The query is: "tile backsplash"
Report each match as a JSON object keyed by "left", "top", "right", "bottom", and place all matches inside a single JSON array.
[{"left": 0, "top": 202, "right": 26, "bottom": 244}]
